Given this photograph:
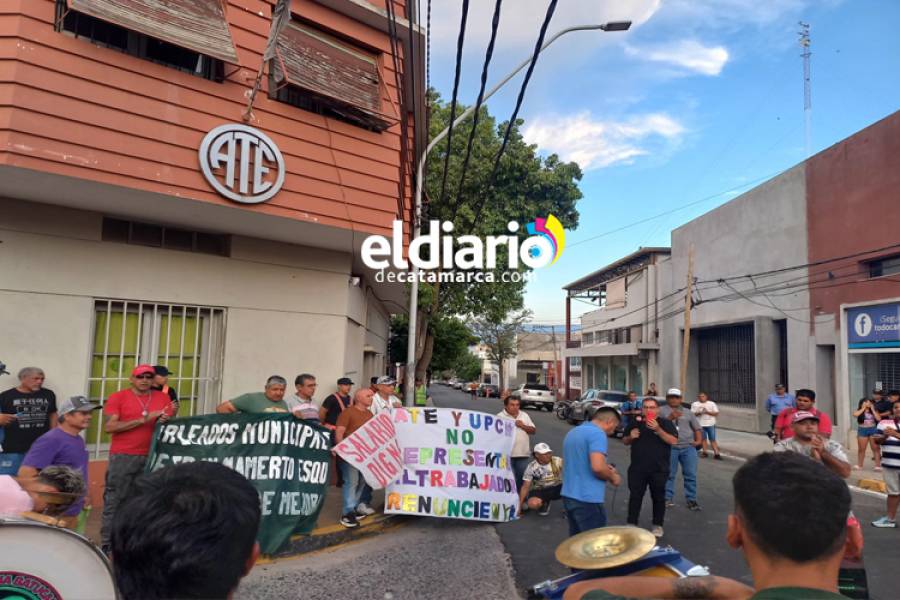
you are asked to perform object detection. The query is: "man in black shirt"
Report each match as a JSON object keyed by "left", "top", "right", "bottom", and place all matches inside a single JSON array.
[
  {"left": 624, "top": 397, "right": 678, "bottom": 538},
  {"left": 0, "top": 366, "right": 57, "bottom": 475},
  {"left": 320, "top": 377, "right": 353, "bottom": 488},
  {"left": 874, "top": 389, "right": 896, "bottom": 417},
  {"left": 152, "top": 365, "right": 178, "bottom": 404}
]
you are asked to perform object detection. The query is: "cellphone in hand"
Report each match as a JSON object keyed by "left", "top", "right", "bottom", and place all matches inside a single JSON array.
[{"left": 646, "top": 409, "right": 657, "bottom": 421}]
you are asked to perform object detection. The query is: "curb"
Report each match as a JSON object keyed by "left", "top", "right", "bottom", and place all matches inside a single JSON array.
[{"left": 260, "top": 513, "right": 406, "bottom": 561}]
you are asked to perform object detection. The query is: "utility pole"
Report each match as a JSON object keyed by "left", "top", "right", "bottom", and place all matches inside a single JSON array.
[
  {"left": 548, "top": 325, "right": 561, "bottom": 397},
  {"left": 799, "top": 22, "right": 812, "bottom": 159},
  {"left": 680, "top": 245, "right": 694, "bottom": 392}
]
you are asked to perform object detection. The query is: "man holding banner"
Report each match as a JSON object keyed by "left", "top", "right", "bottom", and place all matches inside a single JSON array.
[{"left": 335, "top": 388, "right": 376, "bottom": 528}]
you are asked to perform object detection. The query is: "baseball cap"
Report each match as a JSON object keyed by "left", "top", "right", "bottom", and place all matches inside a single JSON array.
[
  {"left": 59, "top": 395, "right": 98, "bottom": 416},
  {"left": 337, "top": 377, "right": 354, "bottom": 386},
  {"left": 666, "top": 387, "right": 683, "bottom": 397},
  {"left": 132, "top": 364, "right": 155, "bottom": 377},
  {"left": 873, "top": 388, "right": 884, "bottom": 394},
  {"left": 775, "top": 383, "right": 786, "bottom": 389},
  {"left": 376, "top": 375, "right": 396, "bottom": 385},
  {"left": 0, "top": 362, "right": 8, "bottom": 376},
  {"left": 154, "top": 365, "right": 175, "bottom": 377},
  {"left": 792, "top": 410, "right": 820, "bottom": 423},
  {"left": 533, "top": 442, "right": 552, "bottom": 454}
]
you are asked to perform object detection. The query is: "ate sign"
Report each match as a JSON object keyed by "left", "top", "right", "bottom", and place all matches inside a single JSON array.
[{"left": 199, "top": 124, "right": 285, "bottom": 204}]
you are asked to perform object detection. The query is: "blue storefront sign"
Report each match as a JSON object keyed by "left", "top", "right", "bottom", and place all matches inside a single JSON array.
[{"left": 848, "top": 302, "right": 900, "bottom": 349}]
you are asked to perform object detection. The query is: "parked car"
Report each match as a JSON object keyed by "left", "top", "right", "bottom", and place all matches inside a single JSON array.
[
  {"left": 477, "top": 383, "right": 500, "bottom": 397},
  {"left": 510, "top": 383, "right": 555, "bottom": 410},
  {"left": 567, "top": 389, "right": 631, "bottom": 434},
  {"left": 450, "top": 379, "right": 464, "bottom": 390}
]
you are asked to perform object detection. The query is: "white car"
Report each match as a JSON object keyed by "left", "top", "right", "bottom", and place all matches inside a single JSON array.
[{"left": 511, "top": 383, "right": 555, "bottom": 410}]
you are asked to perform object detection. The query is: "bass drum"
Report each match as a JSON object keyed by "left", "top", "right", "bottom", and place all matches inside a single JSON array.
[{"left": 0, "top": 519, "right": 117, "bottom": 600}]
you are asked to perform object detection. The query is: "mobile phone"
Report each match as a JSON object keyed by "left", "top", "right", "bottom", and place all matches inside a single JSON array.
[{"left": 646, "top": 409, "right": 657, "bottom": 421}]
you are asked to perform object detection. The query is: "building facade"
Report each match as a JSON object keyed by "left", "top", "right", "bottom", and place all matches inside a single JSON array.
[
  {"left": 0, "top": 0, "right": 423, "bottom": 457},
  {"left": 564, "top": 248, "right": 670, "bottom": 399}
]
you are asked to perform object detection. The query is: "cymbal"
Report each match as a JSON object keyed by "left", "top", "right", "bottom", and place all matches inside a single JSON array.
[{"left": 555, "top": 526, "right": 656, "bottom": 570}]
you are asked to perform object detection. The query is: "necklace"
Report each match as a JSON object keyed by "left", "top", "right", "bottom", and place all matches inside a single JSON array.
[{"left": 134, "top": 390, "right": 151, "bottom": 418}]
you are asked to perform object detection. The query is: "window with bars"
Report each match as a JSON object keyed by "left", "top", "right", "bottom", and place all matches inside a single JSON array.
[
  {"left": 86, "top": 300, "right": 226, "bottom": 455},
  {"left": 697, "top": 323, "right": 756, "bottom": 407}
]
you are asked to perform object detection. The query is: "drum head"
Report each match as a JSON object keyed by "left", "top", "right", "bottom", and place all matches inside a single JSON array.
[
  {"left": 0, "top": 519, "right": 117, "bottom": 600},
  {"left": 555, "top": 525, "right": 656, "bottom": 570}
]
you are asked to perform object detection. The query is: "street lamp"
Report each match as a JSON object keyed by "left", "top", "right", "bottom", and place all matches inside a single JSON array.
[{"left": 403, "top": 21, "right": 632, "bottom": 405}]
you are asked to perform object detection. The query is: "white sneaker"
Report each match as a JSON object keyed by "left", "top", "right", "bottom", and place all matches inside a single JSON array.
[
  {"left": 651, "top": 526, "right": 664, "bottom": 537},
  {"left": 356, "top": 503, "right": 376, "bottom": 516},
  {"left": 871, "top": 516, "right": 897, "bottom": 528}
]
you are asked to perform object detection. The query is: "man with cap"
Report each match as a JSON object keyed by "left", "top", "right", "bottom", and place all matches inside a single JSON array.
[
  {"left": 765, "top": 384, "right": 795, "bottom": 440},
  {"left": 18, "top": 395, "right": 97, "bottom": 528},
  {"left": 372, "top": 376, "right": 402, "bottom": 415},
  {"left": 518, "top": 442, "right": 563, "bottom": 516},
  {"left": 321, "top": 378, "right": 353, "bottom": 487},
  {"left": 774, "top": 388, "right": 832, "bottom": 441},
  {"left": 659, "top": 388, "right": 703, "bottom": 511},
  {"left": 775, "top": 410, "right": 851, "bottom": 479},
  {"left": 151, "top": 365, "right": 178, "bottom": 405},
  {"left": 100, "top": 364, "right": 175, "bottom": 553}
]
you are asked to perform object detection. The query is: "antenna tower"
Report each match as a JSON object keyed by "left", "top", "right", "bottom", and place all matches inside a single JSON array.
[{"left": 799, "top": 22, "right": 811, "bottom": 158}]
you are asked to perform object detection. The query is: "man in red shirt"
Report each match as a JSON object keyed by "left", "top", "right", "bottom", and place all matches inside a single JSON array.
[
  {"left": 100, "top": 364, "right": 174, "bottom": 554},
  {"left": 775, "top": 388, "right": 832, "bottom": 441}
]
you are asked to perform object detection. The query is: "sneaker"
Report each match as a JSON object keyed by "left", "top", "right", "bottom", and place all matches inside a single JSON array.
[
  {"left": 700, "top": 451, "right": 709, "bottom": 458},
  {"left": 538, "top": 501, "right": 551, "bottom": 516},
  {"left": 871, "top": 517, "right": 897, "bottom": 528},
  {"left": 665, "top": 500, "right": 675, "bottom": 508},
  {"left": 713, "top": 454, "right": 723, "bottom": 460},
  {"left": 651, "top": 525, "right": 664, "bottom": 537},
  {"left": 853, "top": 465, "right": 862, "bottom": 470},
  {"left": 356, "top": 503, "right": 376, "bottom": 516},
  {"left": 686, "top": 500, "right": 702, "bottom": 511},
  {"left": 340, "top": 513, "right": 359, "bottom": 528},
  {"left": 766, "top": 431, "right": 775, "bottom": 440},
  {"left": 874, "top": 466, "right": 883, "bottom": 472}
]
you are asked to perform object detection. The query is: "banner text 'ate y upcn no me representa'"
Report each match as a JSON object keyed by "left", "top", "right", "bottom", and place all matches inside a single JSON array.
[
  {"left": 146, "top": 413, "right": 331, "bottom": 554},
  {"left": 385, "top": 408, "right": 519, "bottom": 522}
]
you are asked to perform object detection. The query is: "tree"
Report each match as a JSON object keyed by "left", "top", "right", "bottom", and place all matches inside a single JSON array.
[
  {"left": 390, "top": 314, "right": 476, "bottom": 376},
  {"left": 410, "top": 92, "right": 583, "bottom": 383},
  {"left": 453, "top": 351, "right": 483, "bottom": 383},
  {"left": 471, "top": 309, "right": 532, "bottom": 390}
]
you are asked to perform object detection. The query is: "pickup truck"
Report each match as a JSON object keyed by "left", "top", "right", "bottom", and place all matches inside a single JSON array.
[{"left": 511, "top": 383, "right": 555, "bottom": 411}]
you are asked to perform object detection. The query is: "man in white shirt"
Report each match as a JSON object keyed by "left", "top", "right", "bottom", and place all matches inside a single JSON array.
[
  {"left": 285, "top": 374, "right": 320, "bottom": 424},
  {"left": 372, "top": 376, "right": 402, "bottom": 416},
  {"left": 691, "top": 392, "right": 722, "bottom": 460},
  {"left": 497, "top": 395, "right": 536, "bottom": 491}
]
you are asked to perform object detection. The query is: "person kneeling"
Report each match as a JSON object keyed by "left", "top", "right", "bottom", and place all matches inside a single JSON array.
[{"left": 519, "top": 443, "right": 563, "bottom": 516}]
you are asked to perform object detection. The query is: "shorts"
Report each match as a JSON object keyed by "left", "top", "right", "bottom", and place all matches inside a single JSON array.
[
  {"left": 884, "top": 468, "right": 900, "bottom": 496},
  {"left": 702, "top": 426, "right": 717, "bottom": 441},
  {"left": 857, "top": 426, "right": 879, "bottom": 437}
]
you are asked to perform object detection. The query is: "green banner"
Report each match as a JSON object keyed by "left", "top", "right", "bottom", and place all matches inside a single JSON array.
[{"left": 146, "top": 413, "right": 332, "bottom": 554}]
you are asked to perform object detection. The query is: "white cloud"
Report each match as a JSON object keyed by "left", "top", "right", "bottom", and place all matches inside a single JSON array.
[
  {"left": 523, "top": 112, "right": 686, "bottom": 171},
  {"left": 625, "top": 39, "right": 729, "bottom": 76}
]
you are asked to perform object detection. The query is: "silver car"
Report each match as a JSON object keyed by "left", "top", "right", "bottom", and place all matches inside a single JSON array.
[
  {"left": 567, "top": 389, "right": 630, "bottom": 427},
  {"left": 511, "top": 383, "right": 555, "bottom": 411}
]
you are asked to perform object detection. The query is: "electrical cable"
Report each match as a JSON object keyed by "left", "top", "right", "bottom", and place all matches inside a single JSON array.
[
  {"left": 448, "top": 0, "right": 503, "bottom": 225},
  {"left": 436, "top": 0, "right": 470, "bottom": 209},
  {"left": 466, "top": 0, "right": 558, "bottom": 232}
]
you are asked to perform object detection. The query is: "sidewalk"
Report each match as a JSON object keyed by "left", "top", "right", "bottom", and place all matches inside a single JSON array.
[{"left": 715, "top": 428, "right": 888, "bottom": 494}]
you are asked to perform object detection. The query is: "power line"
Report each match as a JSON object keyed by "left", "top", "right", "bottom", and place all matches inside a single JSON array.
[
  {"left": 466, "top": 0, "right": 558, "bottom": 232},
  {"left": 436, "top": 0, "right": 470, "bottom": 208},
  {"left": 449, "top": 0, "right": 503, "bottom": 224}
]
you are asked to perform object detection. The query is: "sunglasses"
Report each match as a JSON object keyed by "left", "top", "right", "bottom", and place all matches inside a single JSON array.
[{"left": 135, "top": 374, "right": 154, "bottom": 379}]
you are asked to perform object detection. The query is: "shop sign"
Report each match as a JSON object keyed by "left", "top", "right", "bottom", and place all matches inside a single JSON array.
[
  {"left": 199, "top": 124, "right": 285, "bottom": 204},
  {"left": 848, "top": 302, "right": 900, "bottom": 348}
]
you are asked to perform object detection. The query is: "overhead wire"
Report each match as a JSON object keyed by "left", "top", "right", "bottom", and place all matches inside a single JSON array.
[
  {"left": 448, "top": 0, "right": 503, "bottom": 225},
  {"left": 436, "top": 0, "right": 470, "bottom": 209}
]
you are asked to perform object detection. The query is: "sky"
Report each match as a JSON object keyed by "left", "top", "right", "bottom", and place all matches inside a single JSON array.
[{"left": 425, "top": 0, "right": 900, "bottom": 325}]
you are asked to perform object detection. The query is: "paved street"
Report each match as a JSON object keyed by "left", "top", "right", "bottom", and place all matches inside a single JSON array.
[{"left": 432, "top": 385, "right": 895, "bottom": 600}]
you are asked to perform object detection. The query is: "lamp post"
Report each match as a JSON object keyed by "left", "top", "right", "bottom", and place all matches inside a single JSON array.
[{"left": 403, "top": 21, "right": 632, "bottom": 406}]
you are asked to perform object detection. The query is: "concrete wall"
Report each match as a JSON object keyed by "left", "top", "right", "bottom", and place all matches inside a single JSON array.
[
  {"left": 0, "top": 198, "right": 391, "bottom": 404},
  {"left": 660, "top": 165, "right": 814, "bottom": 432}
]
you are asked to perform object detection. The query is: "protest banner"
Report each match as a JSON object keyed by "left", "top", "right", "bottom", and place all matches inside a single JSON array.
[
  {"left": 334, "top": 412, "right": 402, "bottom": 489},
  {"left": 146, "top": 413, "right": 331, "bottom": 554},
  {"left": 385, "top": 407, "right": 519, "bottom": 522}
]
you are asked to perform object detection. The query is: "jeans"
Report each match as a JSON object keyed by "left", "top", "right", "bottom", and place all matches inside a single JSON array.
[
  {"left": 512, "top": 457, "right": 531, "bottom": 491},
  {"left": 0, "top": 452, "right": 25, "bottom": 476},
  {"left": 340, "top": 461, "right": 366, "bottom": 516},
  {"left": 701, "top": 426, "right": 717, "bottom": 441},
  {"left": 562, "top": 497, "right": 607, "bottom": 536},
  {"left": 101, "top": 453, "right": 147, "bottom": 548},
  {"left": 627, "top": 468, "right": 667, "bottom": 526},
  {"left": 665, "top": 446, "right": 698, "bottom": 502}
]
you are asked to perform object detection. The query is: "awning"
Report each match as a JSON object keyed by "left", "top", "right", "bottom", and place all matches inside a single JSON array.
[
  {"left": 271, "top": 22, "right": 393, "bottom": 131},
  {"left": 67, "top": 0, "right": 240, "bottom": 64}
]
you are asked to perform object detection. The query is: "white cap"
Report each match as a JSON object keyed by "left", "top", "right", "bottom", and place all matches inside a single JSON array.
[
  {"left": 533, "top": 442, "right": 552, "bottom": 454},
  {"left": 666, "top": 388, "right": 683, "bottom": 397}
]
